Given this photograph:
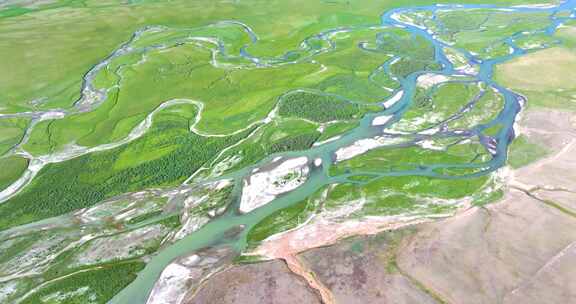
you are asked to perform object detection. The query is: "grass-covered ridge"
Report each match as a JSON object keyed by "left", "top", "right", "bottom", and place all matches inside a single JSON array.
[
  {"left": 19, "top": 260, "right": 145, "bottom": 304},
  {"left": 0, "top": 104, "right": 252, "bottom": 230},
  {"left": 0, "top": 156, "right": 28, "bottom": 191},
  {"left": 0, "top": 117, "right": 29, "bottom": 156}
]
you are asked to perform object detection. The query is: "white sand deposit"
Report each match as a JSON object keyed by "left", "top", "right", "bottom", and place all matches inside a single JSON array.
[
  {"left": 383, "top": 91, "right": 404, "bottom": 108},
  {"left": 239, "top": 157, "right": 310, "bottom": 213},
  {"left": 146, "top": 263, "right": 193, "bottom": 304},
  {"left": 416, "top": 73, "right": 450, "bottom": 89},
  {"left": 372, "top": 115, "right": 393, "bottom": 126}
]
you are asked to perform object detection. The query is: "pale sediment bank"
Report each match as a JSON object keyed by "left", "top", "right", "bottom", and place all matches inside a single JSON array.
[
  {"left": 334, "top": 136, "right": 407, "bottom": 162},
  {"left": 383, "top": 90, "right": 403, "bottom": 108},
  {"left": 283, "top": 254, "right": 335, "bottom": 304},
  {"left": 416, "top": 73, "right": 450, "bottom": 89},
  {"left": 250, "top": 216, "right": 432, "bottom": 260}
]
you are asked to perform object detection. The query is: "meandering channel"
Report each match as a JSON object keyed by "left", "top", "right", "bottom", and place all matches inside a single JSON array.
[{"left": 105, "top": 1, "right": 576, "bottom": 303}]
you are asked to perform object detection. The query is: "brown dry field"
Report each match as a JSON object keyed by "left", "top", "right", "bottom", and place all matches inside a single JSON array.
[{"left": 496, "top": 47, "right": 576, "bottom": 91}]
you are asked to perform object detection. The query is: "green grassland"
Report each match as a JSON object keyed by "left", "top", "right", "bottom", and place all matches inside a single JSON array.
[
  {"left": 0, "top": 117, "right": 29, "bottom": 155},
  {"left": 391, "top": 81, "right": 481, "bottom": 133},
  {"left": 320, "top": 177, "right": 466, "bottom": 217},
  {"left": 246, "top": 190, "right": 323, "bottom": 246},
  {"left": 318, "top": 121, "right": 359, "bottom": 141},
  {"left": 310, "top": 27, "right": 400, "bottom": 102},
  {"left": 513, "top": 33, "right": 561, "bottom": 50},
  {"left": 0, "top": 0, "right": 420, "bottom": 113},
  {"left": 1, "top": 0, "right": 544, "bottom": 113},
  {"left": 0, "top": 156, "right": 29, "bottom": 190},
  {"left": 447, "top": 87, "right": 505, "bottom": 130},
  {"left": 243, "top": 12, "right": 378, "bottom": 58},
  {"left": 197, "top": 92, "right": 378, "bottom": 180},
  {"left": 348, "top": 173, "right": 490, "bottom": 207},
  {"left": 435, "top": 10, "right": 553, "bottom": 60},
  {"left": 195, "top": 118, "right": 321, "bottom": 179},
  {"left": 20, "top": 21, "right": 395, "bottom": 156},
  {"left": 4, "top": 0, "right": 556, "bottom": 161},
  {"left": 0, "top": 0, "right": 87, "bottom": 19}
]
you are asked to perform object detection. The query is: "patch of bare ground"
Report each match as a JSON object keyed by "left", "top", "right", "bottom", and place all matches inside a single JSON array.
[
  {"left": 511, "top": 109, "right": 576, "bottom": 214},
  {"left": 395, "top": 108, "right": 576, "bottom": 304},
  {"left": 248, "top": 217, "right": 433, "bottom": 303},
  {"left": 283, "top": 255, "right": 335, "bottom": 304},
  {"left": 396, "top": 189, "right": 576, "bottom": 304},
  {"left": 183, "top": 259, "right": 321, "bottom": 304},
  {"left": 298, "top": 229, "right": 439, "bottom": 304}
]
